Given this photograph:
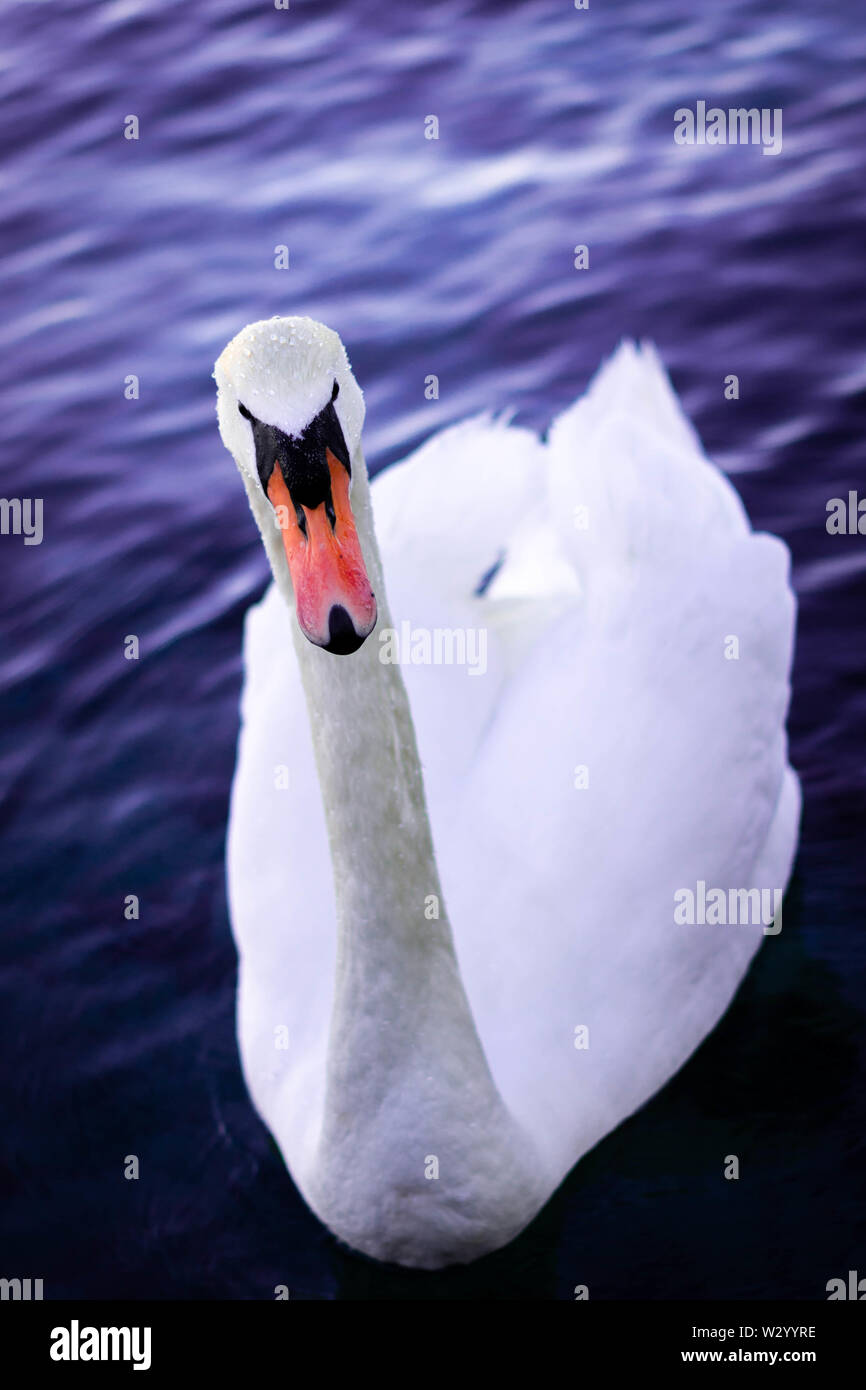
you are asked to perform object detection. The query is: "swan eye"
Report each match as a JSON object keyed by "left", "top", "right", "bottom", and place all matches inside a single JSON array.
[
  {"left": 238, "top": 401, "right": 254, "bottom": 421},
  {"left": 331, "top": 380, "right": 339, "bottom": 402}
]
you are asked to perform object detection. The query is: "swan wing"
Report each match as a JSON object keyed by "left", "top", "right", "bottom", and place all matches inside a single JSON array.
[{"left": 421, "top": 343, "right": 799, "bottom": 1180}]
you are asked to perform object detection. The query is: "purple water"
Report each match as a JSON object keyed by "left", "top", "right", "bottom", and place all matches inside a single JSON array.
[{"left": 1, "top": 0, "right": 864, "bottom": 1298}]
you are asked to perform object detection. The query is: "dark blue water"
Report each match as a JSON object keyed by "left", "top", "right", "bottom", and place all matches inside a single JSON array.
[{"left": 1, "top": 0, "right": 865, "bottom": 1299}]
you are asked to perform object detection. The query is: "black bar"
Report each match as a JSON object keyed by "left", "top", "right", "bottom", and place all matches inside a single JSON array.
[{"left": 1, "top": 1300, "right": 861, "bottom": 1375}]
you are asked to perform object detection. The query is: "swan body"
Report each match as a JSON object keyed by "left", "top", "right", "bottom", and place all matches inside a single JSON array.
[{"left": 215, "top": 317, "right": 799, "bottom": 1269}]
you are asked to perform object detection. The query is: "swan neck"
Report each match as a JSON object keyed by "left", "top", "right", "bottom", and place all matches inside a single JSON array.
[{"left": 289, "top": 449, "right": 507, "bottom": 1116}]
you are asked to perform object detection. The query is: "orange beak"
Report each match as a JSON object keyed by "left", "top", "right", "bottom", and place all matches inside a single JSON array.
[{"left": 267, "top": 447, "right": 377, "bottom": 654}]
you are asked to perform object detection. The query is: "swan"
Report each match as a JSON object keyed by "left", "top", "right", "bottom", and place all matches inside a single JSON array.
[{"left": 214, "top": 315, "right": 800, "bottom": 1270}]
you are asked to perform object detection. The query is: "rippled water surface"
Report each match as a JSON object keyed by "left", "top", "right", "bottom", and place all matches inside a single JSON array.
[{"left": 1, "top": 0, "right": 865, "bottom": 1298}]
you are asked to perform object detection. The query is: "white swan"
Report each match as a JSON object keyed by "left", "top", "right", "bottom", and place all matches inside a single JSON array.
[{"left": 215, "top": 316, "right": 799, "bottom": 1270}]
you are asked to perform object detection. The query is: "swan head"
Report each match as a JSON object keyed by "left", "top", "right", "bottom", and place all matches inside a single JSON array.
[{"left": 215, "top": 316, "right": 377, "bottom": 654}]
